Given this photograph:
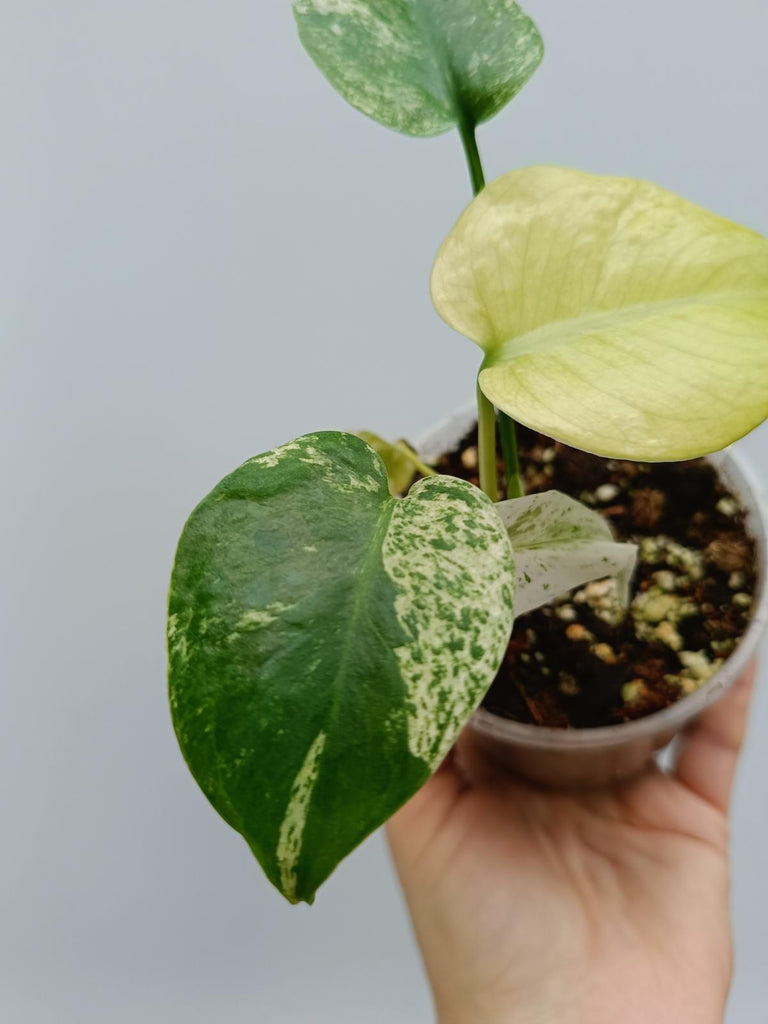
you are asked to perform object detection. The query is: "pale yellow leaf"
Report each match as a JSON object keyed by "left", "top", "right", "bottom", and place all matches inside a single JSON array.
[{"left": 431, "top": 166, "right": 768, "bottom": 459}]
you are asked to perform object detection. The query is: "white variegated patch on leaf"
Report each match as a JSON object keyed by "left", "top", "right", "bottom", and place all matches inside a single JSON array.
[
  {"left": 496, "top": 490, "right": 637, "bottom": 616},
  {"left": 168, "top": 432, "right": 514, "bottom": 904},
  {"left": 293, "top": 0, "right": 543, "bottom": 137},
  {"left": 432, "top": 166, "right": 768, "bottom": 460}
]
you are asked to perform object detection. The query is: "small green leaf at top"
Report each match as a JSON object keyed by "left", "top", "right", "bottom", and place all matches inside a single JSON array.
[
  {"left": 497, "top": 490, "right": 638, "bottom": 616},
  {"left": 431, "top": 166, "right": 768, "bottom": 460},
  {"left": 293, "top": 0, "right": 544, "bottom": 137},
  {"left": 356, "top": 430, "right": 435, "bottom": 495},
  {"left": 168, "top": 432, "right": 514, "bottom": 904}
]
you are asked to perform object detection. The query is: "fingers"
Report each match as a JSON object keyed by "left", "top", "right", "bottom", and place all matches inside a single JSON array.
[{"left": 674, "top": 661, "right": 757, "bottom": 815}]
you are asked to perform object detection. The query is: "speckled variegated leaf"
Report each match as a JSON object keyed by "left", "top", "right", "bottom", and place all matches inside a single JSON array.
[
  {"left": 497, "top": 491, "right": 637, "bottom": 615},
  {"left": 356, "top": 430, "right": 435, "bottom": 495},
  {"left": 293, "top": 0, "right": 543, "bottom": 137},
  {"left": 431, "top": 166, "right": 768, "bottom": 460},
  {"left": 168, "top": 432, "right": 514, "bottom": 904}
]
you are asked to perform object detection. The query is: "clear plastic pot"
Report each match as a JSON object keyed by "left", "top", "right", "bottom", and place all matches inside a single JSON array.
[{"left": 417, "top": 406, "right": 768, "bottom": 789}]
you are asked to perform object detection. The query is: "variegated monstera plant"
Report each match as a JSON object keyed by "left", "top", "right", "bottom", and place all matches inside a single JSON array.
[{"left": 168, "top": 0, "right": 768, "bottom": 904}]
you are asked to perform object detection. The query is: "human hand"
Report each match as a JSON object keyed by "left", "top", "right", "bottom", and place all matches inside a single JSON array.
[{"left": 387, "top": 663, "right": 757, "bottom": 1024}]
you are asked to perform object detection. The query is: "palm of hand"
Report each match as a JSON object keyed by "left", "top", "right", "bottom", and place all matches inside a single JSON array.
[{"left": 387, "top": 666, "right": 754, "bottom": 1024}]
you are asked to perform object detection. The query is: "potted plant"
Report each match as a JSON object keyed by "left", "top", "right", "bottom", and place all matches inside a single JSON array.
[{"left": 167, "top": 1, "right": 768, "bottom": 904}]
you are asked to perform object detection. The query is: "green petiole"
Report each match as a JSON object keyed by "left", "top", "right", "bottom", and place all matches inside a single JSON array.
[{"left": 458, "top": 115, "right": 525, "bottom": 501}]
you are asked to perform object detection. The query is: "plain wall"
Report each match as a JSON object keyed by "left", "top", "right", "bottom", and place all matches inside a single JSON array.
[{"left": 3, "top": 1, "right": 766, "bottom": 1020}]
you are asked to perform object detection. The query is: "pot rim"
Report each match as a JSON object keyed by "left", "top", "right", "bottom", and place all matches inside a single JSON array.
[{"left": 417, "top": 404, "right": 768, "bottom": 751}]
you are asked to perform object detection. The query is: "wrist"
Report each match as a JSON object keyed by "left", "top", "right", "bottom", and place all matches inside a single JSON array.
[
  {"left": 434, "top": 981, "right": 577, "bottom": 1024},
  {"left": 436, "top": 998, "right": 525, "bottom": 1024}
]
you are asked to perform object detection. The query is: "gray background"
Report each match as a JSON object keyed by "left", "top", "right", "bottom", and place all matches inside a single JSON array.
[{"left": 4, "top": 1, "right": 767, "bottom": 1020}]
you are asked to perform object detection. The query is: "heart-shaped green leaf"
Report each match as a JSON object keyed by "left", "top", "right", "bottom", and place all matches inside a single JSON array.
[
  {"left": 431, "top": 166, "right": 768, "bottom": 460},
  {"left": 293, "top": 0, "right": 543, "bottom": 137},
  {"left": 497, "top": 490, "right": 637, "bottom": 615},
  {"left": 168, "top": 432, "right": 514, "bottom": 904}
]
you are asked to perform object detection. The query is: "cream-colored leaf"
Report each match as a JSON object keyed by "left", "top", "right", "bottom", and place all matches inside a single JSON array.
[{"left": 431, "top": 166, "right": 768, "bottom": 460}]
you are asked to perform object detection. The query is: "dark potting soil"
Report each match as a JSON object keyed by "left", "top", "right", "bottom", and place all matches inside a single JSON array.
[{"left": 432, "top": 424, "right": 757, "bottom": 729}]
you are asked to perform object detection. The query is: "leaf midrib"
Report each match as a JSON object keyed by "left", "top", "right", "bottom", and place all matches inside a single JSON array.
[
  {"left": 409, "top": 0, "right": 468, "bottom": 126},
  {"left": 484, "top": 288, "right": 767, "bottom": 365},
  {"left": 320, "top": 497, "right": 398, "bottom": 750}
]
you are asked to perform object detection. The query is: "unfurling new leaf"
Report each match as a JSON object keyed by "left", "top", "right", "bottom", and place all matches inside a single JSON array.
[{"left": 355, "top": 430, "right": 435, "bottom": 495}]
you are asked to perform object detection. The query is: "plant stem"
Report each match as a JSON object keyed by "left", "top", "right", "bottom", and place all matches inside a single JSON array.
[
  {"left": 457, "top": 113, "right": 486, "bottom": 195},
  {"left": 461, "top": 114, "right": 499, "bottom": 502},
  {"left": 499, "top": 412, "right": 524, "bottom": 498},
  {"left": 476, "top": 383, "right": 498, "bottom": 502},
  {"left": 458, "top": 115, "right": 526, "bottom": 500}
]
